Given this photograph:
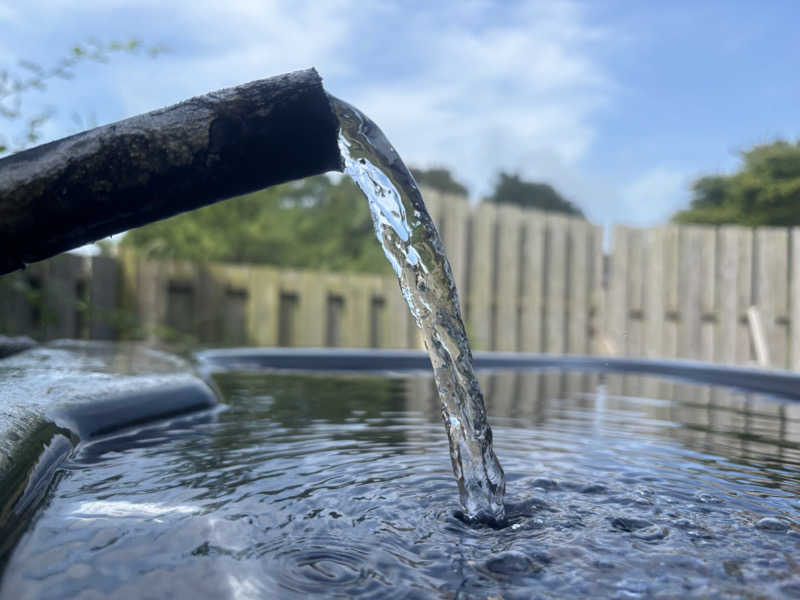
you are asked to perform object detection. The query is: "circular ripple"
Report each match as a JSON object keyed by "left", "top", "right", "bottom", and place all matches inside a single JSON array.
[{"left": 273, "top": 536, "right": 380, "bottom": 596}]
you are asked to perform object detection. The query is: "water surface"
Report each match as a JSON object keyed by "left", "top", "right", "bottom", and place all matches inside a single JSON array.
[{"left": 3, "top": 369, "right": 799, "bottom": 598}]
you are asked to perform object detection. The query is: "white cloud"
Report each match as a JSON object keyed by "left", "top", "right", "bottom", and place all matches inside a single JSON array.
[
  {"left": 3, "top": 0, "right": 624, "bottom": 216},
  {"left": 109, "top": 0, "right": 359, "bottom": 115},
  {"left": 344, "top": 2, "right": 615, "bottom": 199}
]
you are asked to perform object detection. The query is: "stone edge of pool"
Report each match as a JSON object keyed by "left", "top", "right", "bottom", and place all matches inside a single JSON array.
[{"left": 0, "top": 340, "right": 218, "bottom": 562}]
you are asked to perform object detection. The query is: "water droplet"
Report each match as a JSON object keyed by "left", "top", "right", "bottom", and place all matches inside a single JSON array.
[
  {"left": 484, "top": 551, "right": 538, "bottom": 576},
  {"left": 580, "top": 484, "right": 606, "bottom": 494},
  {"left": 633, "top": 525, "right": 669, "bottom": 541},
  {"left": 694, "top": 491, "right": 722, "bottom": 504},
  {"left": 755, "top": 517, "right": 789, "bottom": 532},
  {"left": 532, "top": 477, "right": 558, "bottom": 490},
  {"left": 617, "top": 579, "right": 650, "bottom": 597},
  {"left": 610, "top": 516, "right": 654, "bottom": 532}
]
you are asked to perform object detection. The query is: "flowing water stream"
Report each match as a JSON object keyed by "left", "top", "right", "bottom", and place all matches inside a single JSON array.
[{"left": 330, "top": 96, "right": 505, "bottom": 522}]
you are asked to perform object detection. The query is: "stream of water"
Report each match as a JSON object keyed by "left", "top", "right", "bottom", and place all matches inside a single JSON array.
[{"left": 330, "top": 96, "right": 505, "bottom": 522}]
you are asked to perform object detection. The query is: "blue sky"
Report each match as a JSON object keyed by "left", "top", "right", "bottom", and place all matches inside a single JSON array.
[{"left": 2, "top": 0, "right": 799, "bottom": 228}]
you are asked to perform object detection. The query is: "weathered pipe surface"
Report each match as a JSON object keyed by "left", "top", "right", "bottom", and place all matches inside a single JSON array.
[{"left": 0, "top": 68, "right": 343, "bottom": 275}]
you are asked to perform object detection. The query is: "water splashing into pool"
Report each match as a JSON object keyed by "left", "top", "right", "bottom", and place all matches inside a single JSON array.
[{"left": 330, "top": 95, "right": 505, "bottom": 522}]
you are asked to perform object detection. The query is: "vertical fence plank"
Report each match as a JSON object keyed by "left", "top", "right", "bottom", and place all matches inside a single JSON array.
[
  {"left": 567, "top": 219, "right": 590, "bottom": 354},
  {"left": 661, "top": 227, "right": 680, "bottom": 358},
  {"left": 608, "top": 226, "right": 629, "bottom": 356},
  {"left": 194, "top": 262, "right": 220, "bottom": 342},
  {"left": 736, "top": 229, "right": 754, "bottom": 364},
  {"left": 364, "top": 275, "right": 386, "bottom": 347},
  {"left": 276, "top": 269, "right": 300, "bottom": 346},
  {"left": 755, "top": 228, "right": 790, "bottom": 368},
  {"left": 442, "top": 194, "right": 470, "bottom": 311},
  {"left": 519, "top": 210, "right": 546, "bottom": 353},
  {"left": 343, "top": 273, "right": 363, "bottom": 347},
  {"left": 206, "top": 263, "right": 251, "bottom": 346},
  {"left": 495, "top": 204, "right": 523, "bottom": 351},
  {"left": 43, "top": 254, "right": 86, "bottom": 339},
  {"left": 643, "top": 228, "right": 665, "bottom": 359},
  {"left": 247, "top": 265, "right": 279, "bottom": 346},
  {"left": 717, "top": 227, "right": 742, "bottom": 365},
  {"left": 626, "top": 228, "right": 645, "bottom": 358},
  {"left": 792, "top": 228, "right": 800, "bottom": 370},
  {"left": 0, "top": 271, "right": 31, "bottom": 336},
  {"left": 678, "top": 226, "right": 704, "bottom": 360},
  {"left": 138, "top": 256, "right": 166, "bottom": 343},
  {"left": 333, "top": 275, "right": 355, "bottom": 348},
  {"left": 699, "top": 226, "right": 717, "bottom": 362},
  {"left": 589, "top": 225, "right": 605, "bottom": 355},
  {"left": 467, "top": 203, "right": 495, "bottom": 351},
  {"left": 88, "top": 255, "right": 119, "bottom": 340},
  {"left": 544, "top": 214, "right": 569, "bottom": 354},
  {"left": 383, "top": 276, "right": 409, "bottom": 349}
]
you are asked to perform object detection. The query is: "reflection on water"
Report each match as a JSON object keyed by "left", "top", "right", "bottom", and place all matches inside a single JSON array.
[
  {"left": 408, "top": 370, "right": 800, "bottom": 477},
  {"left": 2, "top": 370, "right": 800, "bottom": 599}
]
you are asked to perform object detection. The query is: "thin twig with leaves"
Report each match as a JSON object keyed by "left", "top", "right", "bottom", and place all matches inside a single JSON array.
[{"left": 0, "top": 39, "right": 165, "bottom": 155}]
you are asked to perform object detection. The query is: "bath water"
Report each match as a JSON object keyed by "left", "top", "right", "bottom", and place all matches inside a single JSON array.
[
  {"left": 331, "top": 96, "right": 505, "bottom": 522},
  {"left": 3, "top": 370, "right": 799, "bottom": 598}
]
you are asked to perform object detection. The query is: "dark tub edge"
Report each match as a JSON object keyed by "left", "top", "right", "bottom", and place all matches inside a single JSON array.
[
  {"left": 194, "top": 348, "right": 800, "bottom": 403},
  {"left": 0, "top": 429, "right": 74, "bottom": 568},
  {"left": 0, "top": 351, "right": 220, "bottom": 566}
]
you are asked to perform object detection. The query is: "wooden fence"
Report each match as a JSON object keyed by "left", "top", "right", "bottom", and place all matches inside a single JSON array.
[
  {"left": 607, "top": 225, "right": 800, "bottom": 370},
  {"left": 3, "top": 188, "right": 800, "bottom": 370},
  {"left": 0, "top": 253, "right": 119, "bottom": 341},
  {"left": 118, "top": 252, "right": 417, "bottom": 348}
]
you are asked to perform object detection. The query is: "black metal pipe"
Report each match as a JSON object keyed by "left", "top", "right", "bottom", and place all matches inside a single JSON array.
[{"left": 0, "top": 68, "right": 343, "bottom": 275}]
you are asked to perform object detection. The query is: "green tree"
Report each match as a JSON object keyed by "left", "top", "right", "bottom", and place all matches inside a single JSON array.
[
  {"left": 486, "top": 172, "right": 584, "bottom": 217},
  {"left": 673, "top": 140, "right": 800, "bottom": 226},
  {"left": 121, "top": 175, "right": 391, "bottom": 274},
  {"left": 410, "top": 166, "right": 468, "bottom": 196}
]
